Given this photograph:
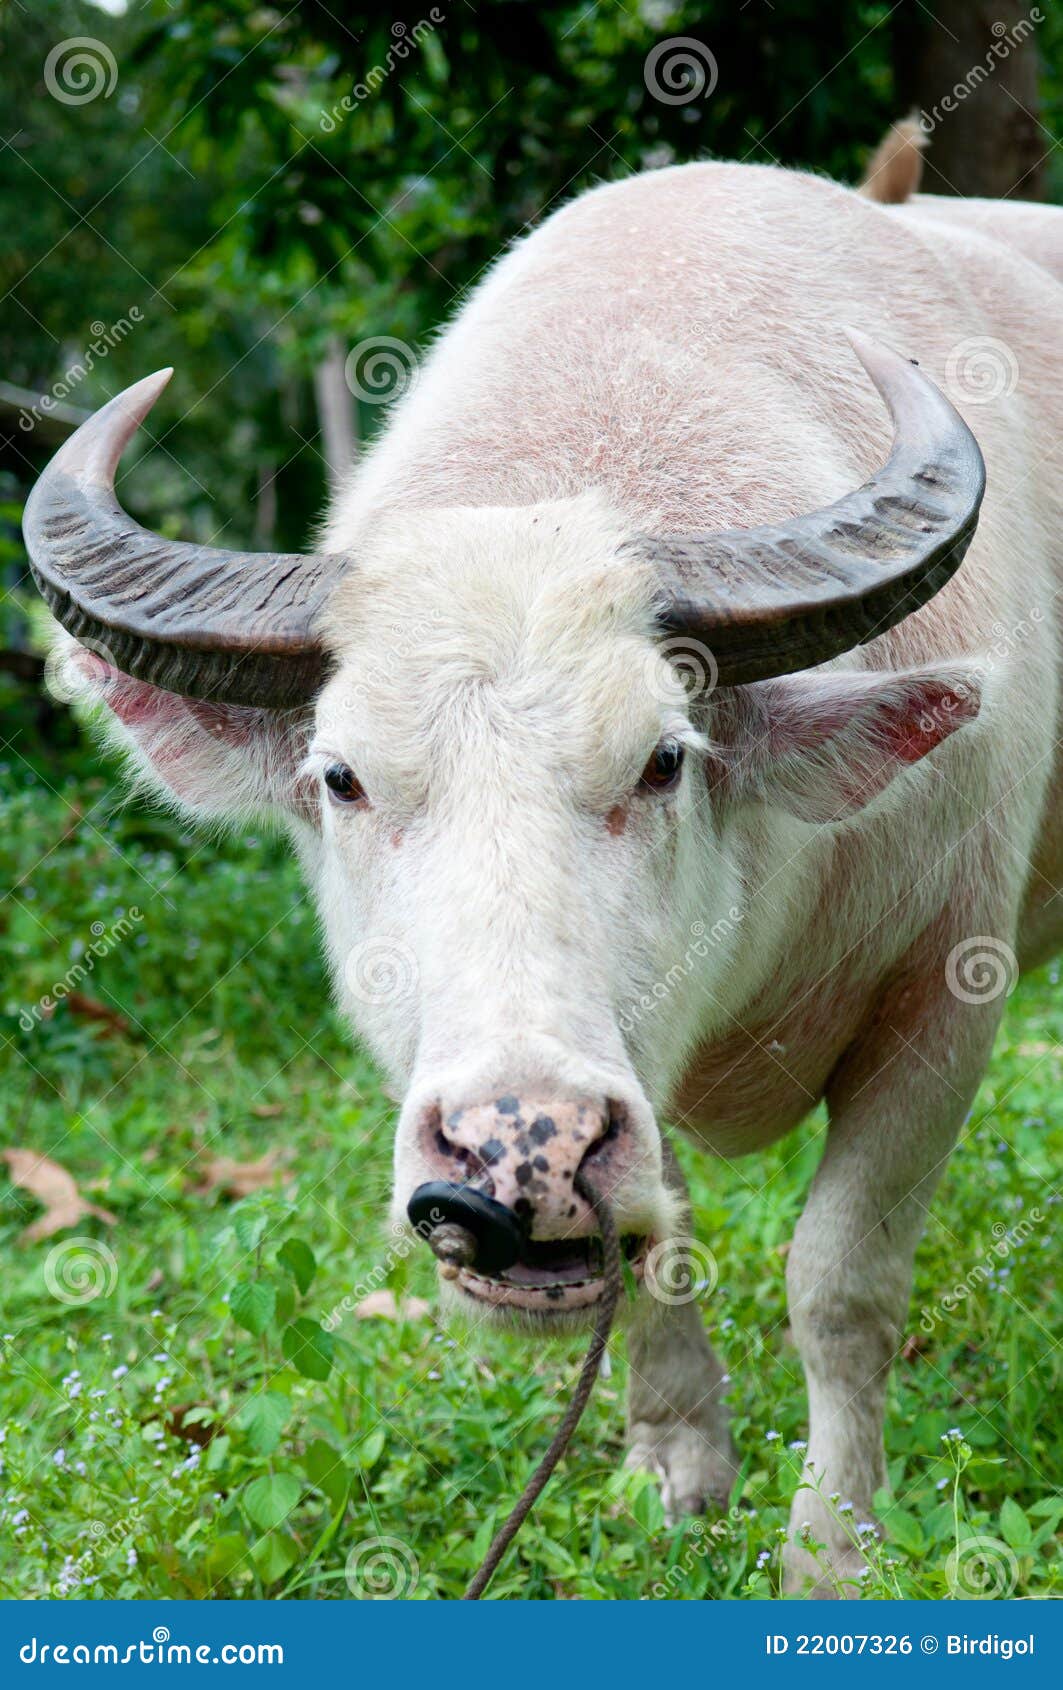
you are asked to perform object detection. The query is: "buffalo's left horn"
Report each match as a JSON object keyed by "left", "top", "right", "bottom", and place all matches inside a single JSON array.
[
  {"left": 22, "top": 369, "right": 343, "bottom": 708},
  {"left": 641, "top": 329, "right": 986, "bottom": 685}
]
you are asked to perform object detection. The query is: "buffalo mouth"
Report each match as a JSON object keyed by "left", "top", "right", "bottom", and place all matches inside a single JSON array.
[{"left": 452, "top": 1231, "right": 650, "bottom": 1313}]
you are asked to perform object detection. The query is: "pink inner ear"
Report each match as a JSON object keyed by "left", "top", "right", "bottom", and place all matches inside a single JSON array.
[
  {"left": 876, "top": 678, "right": 981, "bottom": 765},
  {"left": 60, "top": 642, "right": 315, "bottom": 824},
  {"left": 81, "top": 653, "right": 260, "bottom": 750},
  {"left": 734, "top": 666, "right": 984, "bottom": 825}
]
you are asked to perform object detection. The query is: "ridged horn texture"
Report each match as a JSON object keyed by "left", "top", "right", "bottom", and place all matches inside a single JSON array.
[
  {"left": 24, "top": 332, "right": 985, "bottom": 709},
  {"left": 22, "top": 369, "right": 344, "bottom": 708},
  {"left": 640, "top": 328, "right": 986, "bottom": 685}
]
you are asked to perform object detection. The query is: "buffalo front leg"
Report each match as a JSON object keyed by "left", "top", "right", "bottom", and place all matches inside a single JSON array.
[
  {"left": 783, "top": 979, "right": 1003, "bottom": 1596},
  {"left": 625, "top": 1140, "right": 738, "bottom": 1517}
]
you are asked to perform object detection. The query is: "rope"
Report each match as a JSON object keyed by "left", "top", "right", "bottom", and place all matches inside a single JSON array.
[{"left": 462, "top": 1169, "right": 622, "bottom": 1600}]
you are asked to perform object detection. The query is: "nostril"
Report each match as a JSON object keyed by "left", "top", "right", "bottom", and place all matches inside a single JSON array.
[
  {"left": 600, "top": 1105, "right": 623, "bottom": 1144},
  {"left": 423, "top": 1106, "right": 490, "bottom": 1188},
  {"left": 576, "top": 1100, "right": 627, "bottom": 1173}
]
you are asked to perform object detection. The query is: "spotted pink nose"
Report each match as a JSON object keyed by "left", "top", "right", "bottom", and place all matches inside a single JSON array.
[{"left": 419, "top": 1094, "right": 629, "bottom": 1238}]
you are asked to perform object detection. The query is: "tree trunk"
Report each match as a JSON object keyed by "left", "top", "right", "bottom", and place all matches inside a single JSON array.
[
  {"left": 893, "top": 0, "right": 1047, "bottom": 199},
  {"left": 312, "top": 334, "right": 357, "bottom": 493}
]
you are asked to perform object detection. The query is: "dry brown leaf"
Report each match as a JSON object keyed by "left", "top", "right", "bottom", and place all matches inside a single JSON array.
[
  {"left": 354, "top": 1289, "right": 432, "bottom": 1322},
  {"left": 63, "top": 992, "right": 132, "bottom": 1037},
  {"left": 166, "top": 1402, "right": 219, "bottom": 1447},
  {"left": 191, "top": 1153, "right": 282, "bottom": 1199},
  {"left": 3, "top": 1148, "right": 116, "bottom": 1243}
]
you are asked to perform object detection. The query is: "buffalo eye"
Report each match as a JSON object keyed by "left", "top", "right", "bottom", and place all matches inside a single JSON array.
[
  {"left": 640, "top": 738, "right": 685, "bottom": 794},
  {"left": 323, "top": 762, "right": 366, "bottom": 806}
]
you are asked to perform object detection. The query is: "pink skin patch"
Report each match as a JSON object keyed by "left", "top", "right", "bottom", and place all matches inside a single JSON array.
[
  {"left": 70, "top": 648, "right": 264, "bottom": 748},
  {"left": 67, "top": 643, "right": 318, "bottom": 824},
  {"left": 717, "top": 667, "right": 984, "bottom": 823}
]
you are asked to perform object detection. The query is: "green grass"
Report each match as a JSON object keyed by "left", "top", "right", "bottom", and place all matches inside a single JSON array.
[{"left": 0, "top": 701, "right": 1060, "bottom": 1600}]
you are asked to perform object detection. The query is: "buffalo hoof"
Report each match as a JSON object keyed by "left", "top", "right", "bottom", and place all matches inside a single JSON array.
[{"left": 626, "top": 1417, "right": 738, "bottom": 1523}]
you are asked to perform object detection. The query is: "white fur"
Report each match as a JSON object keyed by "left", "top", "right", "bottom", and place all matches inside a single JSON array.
[{"left": 60, "top": 156, "right": 1063, "bottom": 1594}]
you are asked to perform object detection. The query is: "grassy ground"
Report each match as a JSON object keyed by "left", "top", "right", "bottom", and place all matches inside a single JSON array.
[{"left": 1, "top": 688, "right": 1060, "bottom": 1600}]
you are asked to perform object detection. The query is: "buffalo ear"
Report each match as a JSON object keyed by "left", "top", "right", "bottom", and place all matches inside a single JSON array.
[
  {"left": 722, "top": 664, "right": 983, "bottom": 824},
  {"left": 54, "top": 635, "right": 318, "bottom": 828}
]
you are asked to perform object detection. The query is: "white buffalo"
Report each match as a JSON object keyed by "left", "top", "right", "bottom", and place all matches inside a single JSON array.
[{"left": 25, "top": 124, "right": 1062, "bottom": 1593}]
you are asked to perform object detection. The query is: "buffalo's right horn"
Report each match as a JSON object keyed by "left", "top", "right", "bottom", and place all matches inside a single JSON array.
[{"left": 640, "top": 330, "right": 986, "bottom": 685}]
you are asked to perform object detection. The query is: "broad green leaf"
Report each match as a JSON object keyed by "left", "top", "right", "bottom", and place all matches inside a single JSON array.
[
  {"left": 230, "top": 1279, "right": 276, "bottom": 1336},
  {"left": 202, "top": 1533, "right": 250, "bottom": 1585},
  {"left": 999, "top": 1496, "right": 1033, "bottom": 1549},
  {"left": 281, "top": 1317, "right": 334, "bottom": 1381},
  {"left": 1029, "top": 1496, "right": 1063, "bottom": 1520},
  {"left": 179, "top": 1405, "right": 217, "bottom": 1427},
  {"left": 273, "top": 1278, "right": 297, "bottom": 1327},
  {"left": 205, "top": 1433, "right": 231, "bottom": 1473},
  {"left": 251, "top": 1531, "right": 300, "bottom": 1585},
  {"left": 277, "top": 1236, "right": 316, "bottom": 1293},
  {"left": 632, "top": 1480, "right": 666, "bottom": 1535},
  {"left": 349, "top": 1426, "right": 385, "bottom": 1472},
  {"left": 236, "top": 1391, "right": 290, "bottom": 1456},
  {"left": 303, "top": 1436, "right": 350, "bottom": 1510},
  {"left": 243, "top": 1471, "right": 302, "bottom": 1534},
  {"left": 538, "top": 1534, "right": 579, "bottom": 1575},
  {"left": 233, "top": 1207, "right": 269, "bottom": 1253},
  {"left": 881, "top": 1506, "right": 925, "bottom": 1556}
]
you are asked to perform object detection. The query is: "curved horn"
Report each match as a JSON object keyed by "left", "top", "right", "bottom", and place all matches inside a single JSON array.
[
  {"left": 22, "top": 371, "right": 342, "bottom": 708},
  {"left": 642, "top": 330, "right": 986, "bottom": 685}
]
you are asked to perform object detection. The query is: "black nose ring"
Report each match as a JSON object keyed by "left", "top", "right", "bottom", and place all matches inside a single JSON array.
[{"left": 407, "top": 1181, "right": 524, "bottom": 1277}]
